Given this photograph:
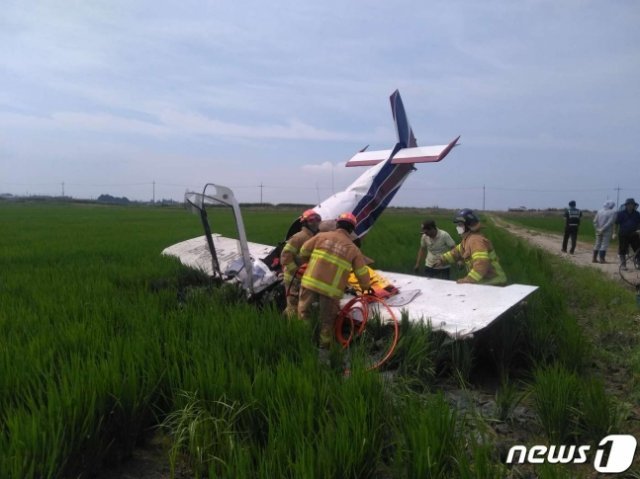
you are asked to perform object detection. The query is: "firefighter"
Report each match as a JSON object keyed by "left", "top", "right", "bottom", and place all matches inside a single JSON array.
[
  {"left": 297, "top": 212, "right": 371, "bottom": 348},
  {"left": 436, "top": 209, "right": 507, "bottom": 285},
  {"left": 280, "top": 209, "right": 322, "bottom": 317}
]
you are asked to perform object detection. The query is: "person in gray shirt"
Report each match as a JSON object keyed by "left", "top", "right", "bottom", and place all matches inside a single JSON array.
[{"left": 414, "top": 220, "right": 456, "bottom": 280}]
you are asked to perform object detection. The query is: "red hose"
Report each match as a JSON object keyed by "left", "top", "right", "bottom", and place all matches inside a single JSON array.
[
  {"left": 285, "top": 263, "right": 307, "bottom": 298},
  {"left": 334, "top": 294, "right": 400, "bottom": 371}
]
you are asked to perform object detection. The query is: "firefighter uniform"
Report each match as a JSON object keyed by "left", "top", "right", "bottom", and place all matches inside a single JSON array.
[
  {"left": 442, "top": 231, "right": 507, "bottom": 285},
  {"left": 280, "top": 225, "right": 316, "bottom": 317},
  {"left": 297, "top": 228, "right": 370, "bottom": 347}
]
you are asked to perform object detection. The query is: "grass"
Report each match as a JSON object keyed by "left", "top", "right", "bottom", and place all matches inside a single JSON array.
[{"left": 1, "top": 202, "right": 640, "bottom": 477}]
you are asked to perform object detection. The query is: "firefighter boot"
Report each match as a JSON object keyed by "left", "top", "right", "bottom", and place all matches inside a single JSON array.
[
  {"left": 592, "top": 251, "right": 598, "bottom": 263},
  {"left": 599, "top": 251, "right": 606, "bottom": 263}
]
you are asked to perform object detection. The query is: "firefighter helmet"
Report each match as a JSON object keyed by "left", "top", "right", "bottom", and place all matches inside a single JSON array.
[
  {"left": 337, "top": 212, "right": 357, "bottom": 227},
  {"left": 300, "top": 209, "right": 321, "bottom": 223},
  {"left": 453, "top": 209, "right": 479, "bottom": 227}
]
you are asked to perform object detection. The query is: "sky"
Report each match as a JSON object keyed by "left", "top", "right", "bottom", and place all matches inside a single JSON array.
[{"left": 1, "top": 0, "right": 639, "bottom": 211}]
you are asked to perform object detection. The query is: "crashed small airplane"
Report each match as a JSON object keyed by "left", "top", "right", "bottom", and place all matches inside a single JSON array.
[{"left": 163, "top": 90, "right": 537, "bottom": 338}]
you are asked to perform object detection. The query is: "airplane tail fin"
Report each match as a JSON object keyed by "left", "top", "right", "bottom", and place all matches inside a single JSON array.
[
  {"left": 390, "top": 89, "right": 417, "bottom": 148},
  {"left": 314, "top": 89, "right": 460, "bottom": 237}
]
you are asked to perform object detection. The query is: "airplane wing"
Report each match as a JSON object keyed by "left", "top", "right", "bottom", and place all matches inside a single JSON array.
[
  {"left": 345, "top": 137, "right": 460, "bottom": 167},
  {"left": 361, "top": 270, "right": 536, "bottom": 338},
  {"left": 162, "top": 234, "right": 279, "bottom": 295},
  {"left": 162, "top": 235, "right": 537, "bottom": 339}
]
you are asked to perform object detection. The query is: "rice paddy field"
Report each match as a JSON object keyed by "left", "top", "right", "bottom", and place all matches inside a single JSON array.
[{"left": 1, "top": 201, "right": 639, "bottom": 478}]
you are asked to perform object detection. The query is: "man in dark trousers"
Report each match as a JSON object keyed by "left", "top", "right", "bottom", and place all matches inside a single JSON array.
[
  {"left": 562, "top": 200, "right": 582, "bottom": 254},
  {"left": 614, "top": 198, "right": 640, "bottom": 270}
]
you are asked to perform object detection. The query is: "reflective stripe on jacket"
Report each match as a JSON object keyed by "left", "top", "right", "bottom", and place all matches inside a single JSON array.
[
  {"left": 299, "top": 229, "right": 370, "bottom": 299},
  {"left": 564, "top": 207, "right": 582, "bottom": 227},
  {"left": 443, "top": 231, "right": 507, "bottom": 285},
  {"left": 280, "top": 226, "right": 314, "bottom": 284}
]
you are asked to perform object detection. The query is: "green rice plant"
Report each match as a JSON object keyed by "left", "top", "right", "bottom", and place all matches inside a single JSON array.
[
  {"left": 631, "top": 349, "right": 640, "bottom": 404},
  {"left": 246, "top": 357, "right": 390, "bottom": 478},
  {"left": 0, "top": 406, "right": 68, "bottom": 479},
  {"left": 3, "top": 202, "right": 640, "bottom": 478},
  {"left": 450, "top": 339, "right": 475, "bottom": 386},
  {"left": 535, "top": 462, "right": 586, "bottom": 479},
  {"left": 392, "top": 392, "right": 464, "bottom": 478},
  {"left": 623, "top": 468, "right": 640, "bottom": 479},
  {"left": 385, "top": 314, "right": 436, "bottom": 390},
  {"left": 432, "top": 337, "right": 475, "bottom": 386},
  {"left": 317, "top": 365, "right": 389, "bottom": 478},
  {"left": 573, "top": 376, "right": 624, "bottom": 442},
  {"left": 161, "top": 391, "right": 248, "bottom": 478},
  {"left": 526, "top": 309, "right": 589, "bottom": 373},
  {"left": 494, "top": 375, "right": 528, "bottom": 422},
  {"left": 454, "top": 442, "right": 507, "bottom": 479},
  {"left": 487, "top": 224, "right": 591, "bottom": 373},
  {"left": 530, "top": 363, "right": 581, "bottom": 443}
]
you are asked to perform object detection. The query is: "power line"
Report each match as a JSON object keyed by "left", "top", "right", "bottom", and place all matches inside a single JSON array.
[{"left": 2, "top": 181, "right": 636, "bottom": 193}]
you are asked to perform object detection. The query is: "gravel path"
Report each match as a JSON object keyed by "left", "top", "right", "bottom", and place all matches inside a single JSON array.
[{"left": 493, "top": 218, "right": 622, "bottom": 281}]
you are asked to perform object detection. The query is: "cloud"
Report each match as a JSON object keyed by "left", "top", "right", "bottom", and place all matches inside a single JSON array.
[
  {"left": 0, "top": 108, "right": 362, "bottom": 142},
  {"left": 157, "top": 110, "right": 357, "bottom": 141},
  {"left": 301, "top": 161, "right": 343, "bottom": 174}
]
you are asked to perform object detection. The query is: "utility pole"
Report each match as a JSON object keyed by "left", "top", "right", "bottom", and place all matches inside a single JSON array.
[
  {"left": 615, "top": 185, "right": 621, "bottom": 208},
  {"left": 259, "top": 182, "right": 263, "bottom": 205},
  {"left": 482, "top": 185, "right": 486, "bottom": 211},
  {"left": 61, "top": 181, "right": 65, "bottom": 197},
  {"left": 331, "top": 163, "right": 335, "bottom": 194},
  {"left": 152, "top": 181, "right": 156, "bottom": 203}
]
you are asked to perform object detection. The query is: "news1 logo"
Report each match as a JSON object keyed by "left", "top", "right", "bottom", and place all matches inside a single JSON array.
[{"left": 506, "top": 435, "right": 637, "bottom": 473}]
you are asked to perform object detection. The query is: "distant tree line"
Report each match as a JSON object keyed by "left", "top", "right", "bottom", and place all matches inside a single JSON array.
[{"left": 97, "top": 194, "right": 130, "bottom": 205}]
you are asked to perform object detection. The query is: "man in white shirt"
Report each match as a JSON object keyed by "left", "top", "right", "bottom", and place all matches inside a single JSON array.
[{"left": 413, "top": 220, "right": 456, "bottom": 280}]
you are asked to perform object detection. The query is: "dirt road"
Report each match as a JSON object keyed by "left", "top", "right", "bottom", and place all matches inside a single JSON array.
[{"left": 494, "top": 218, "right": 622, "bottom": 281}]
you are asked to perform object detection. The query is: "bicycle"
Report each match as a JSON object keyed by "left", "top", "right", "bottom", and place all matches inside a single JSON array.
[{"left": 618, "top": 231, "right": 640, "bottom": 298}]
